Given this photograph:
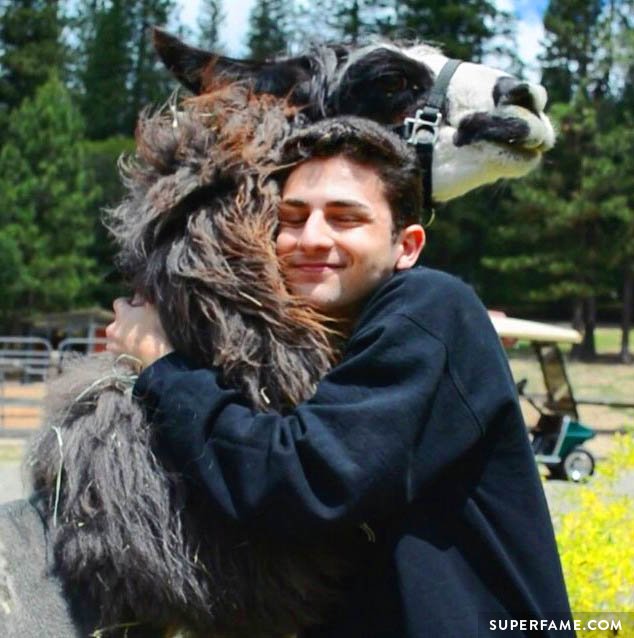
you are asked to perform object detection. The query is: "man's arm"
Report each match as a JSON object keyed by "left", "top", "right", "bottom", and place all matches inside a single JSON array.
[{"left": 135, "top": 304, "right": 487, "bottom": 537}]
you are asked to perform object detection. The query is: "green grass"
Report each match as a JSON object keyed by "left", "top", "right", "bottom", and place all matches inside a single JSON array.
[{"left": 594, "top": 327, "right": 626, "bottom": 353}]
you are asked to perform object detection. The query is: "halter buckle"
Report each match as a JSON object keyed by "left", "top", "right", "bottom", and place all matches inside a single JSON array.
[{"left": 403, "top": 109, "right": 442, "bottom": 146}]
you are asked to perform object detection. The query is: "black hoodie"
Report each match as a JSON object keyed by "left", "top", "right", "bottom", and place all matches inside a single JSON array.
[{"left": 135, "top": 267, "right": 573, "bottom": 638}]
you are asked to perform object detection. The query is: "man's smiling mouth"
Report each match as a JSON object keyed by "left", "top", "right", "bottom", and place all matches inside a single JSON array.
[{"left": 291, "top": 263, "right": 345, "bottom": 270}]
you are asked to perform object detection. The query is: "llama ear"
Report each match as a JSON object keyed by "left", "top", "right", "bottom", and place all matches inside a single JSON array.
[
  {"left": 153, "top": 27, "right": 216, "bottom": 94},
  {"left": 153, "top": 27, "right": 314, "bottom": 98}
]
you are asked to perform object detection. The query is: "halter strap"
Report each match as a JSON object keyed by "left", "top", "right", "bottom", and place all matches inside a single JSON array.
[
  {"left": 395, "top": 58, "right": 462, "bottom": 225},
  {"left": 425, "top": 58, "right": 462, "bottom": 112}
]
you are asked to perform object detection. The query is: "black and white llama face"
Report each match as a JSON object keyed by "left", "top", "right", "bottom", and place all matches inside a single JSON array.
[
  {"left": 395, "top": 44, "right": 554, "bottom": 201},
  {"left": 153, "top": 29, "right": 555, "bottom": 204}
]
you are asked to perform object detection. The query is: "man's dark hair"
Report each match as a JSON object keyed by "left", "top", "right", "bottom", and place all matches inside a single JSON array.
[{"left": 278, "top": 116, "right": 423, "bottom": 232}]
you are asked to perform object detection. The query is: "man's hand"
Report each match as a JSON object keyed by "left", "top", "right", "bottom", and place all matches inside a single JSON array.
[{"left": 106, "top": 296, "right": 174, "bottom": 368}]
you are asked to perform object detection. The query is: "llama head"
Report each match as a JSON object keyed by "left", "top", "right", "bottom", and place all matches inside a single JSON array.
[
  {"left": 153, "top": 29, "right": 555, "bottom": 204},
  {"left": 107, "top": 89, "right": 335, "bottom": 411}
]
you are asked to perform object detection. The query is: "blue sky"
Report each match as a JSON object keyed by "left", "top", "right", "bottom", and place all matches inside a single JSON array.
[
  {"left": 512, "top": 0, "right": 549, "bottom": 20},
  {"left": 494, "top": 0, "right": 549, "bottom": 78},
  {"left": 178, "top": 0, "right": 549, "bottom": 77}
]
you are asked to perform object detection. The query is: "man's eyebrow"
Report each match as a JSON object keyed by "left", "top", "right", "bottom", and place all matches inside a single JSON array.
[
  {"left": 279, "top": 198, "right": 371, "bottom": 211},
  {"left": 279, "top": 198, "right": 307, "bottom": 208},
  {"left": 326, "top": 200, "right": 371, "bottom": 210}
]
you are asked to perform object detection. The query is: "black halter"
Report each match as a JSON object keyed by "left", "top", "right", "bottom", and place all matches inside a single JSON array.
[{"left": 394, "top": 58, "right": 462, "bottom": 225}]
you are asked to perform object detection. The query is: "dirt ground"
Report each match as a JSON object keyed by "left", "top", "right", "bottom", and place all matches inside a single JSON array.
[{"left": 0, "top": 381, "right": 45, "bottom": 431}]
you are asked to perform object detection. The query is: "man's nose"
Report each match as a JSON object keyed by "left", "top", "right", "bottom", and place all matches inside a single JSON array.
[
  {"left": 493, "top": 77, "right": 548, "bottom": 115},
  {"left": 297, "top": 211, "right": 334, "bottom": 251}
]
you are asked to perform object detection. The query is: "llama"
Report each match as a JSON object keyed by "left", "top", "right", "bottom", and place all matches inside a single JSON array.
[
  {"left": 0, "top": 35, "right": 554, "bottom": 638},
  {"left": 2, "top": 92, "right": 372, "bottom": 638},
  {"left": 152, "top": 28, "right": 555, "bottom": 204}
]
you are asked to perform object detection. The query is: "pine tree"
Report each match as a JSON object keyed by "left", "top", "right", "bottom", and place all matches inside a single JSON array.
[
  {"left": 0, "top": 0, "right": 65, "bottom": 134},
  {"left": 83, "top": 135, "right": 136, "bottom": 307},
  {"left": 483, "top": 98, "right": 618, "bottom": 360},
  {"left": 540, "top": 0, "right": 603, "bottom": 103},
  {"left": 76, "top": 0, "right": 177, "bottom": 139},
  {"left": 0, "top": 74, "right": 101, "bottom": 325},
  {"left": 597, "top": 0, "right": 634, "bottom": 361},
  {"left": 128, "top": 0, "right": 177, "bottom": 121},
  {"left": 79, "top": 0, "right": 134, "bottom": 139},
  {"left": 424, "top": 185, "right": 511, "bottom": 302},
  {"left": 292, "top": 0, "right": 395, "bottom": 46},
  {"left": 198, "top": 0, "right": 226, "bottom": 50},
  {"left": 334, "top": 0, "right": 364, "bottom": 43},
  {"left": 480, "top": 0, "right": 630, "bottom": 360},
  {"left": 389, "top": 0, "right": 511, "bottom": 62},
  {"left": 586, "top": 122, "right": 634, "bottom": 362},
  {"left": 247, "top": 0, "right": 289, "bottom": 61}
]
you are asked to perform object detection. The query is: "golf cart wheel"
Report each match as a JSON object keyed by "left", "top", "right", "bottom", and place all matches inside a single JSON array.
[{"left": 562, "top": 447, "right": 595, "bottom": 482}]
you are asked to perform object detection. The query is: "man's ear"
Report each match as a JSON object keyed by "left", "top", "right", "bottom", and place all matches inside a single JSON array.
[
  {"left": 153, "top": 27, "right": 314, "bottom": 98},
  {"left": 395, "top": 224, "right": 425, "bottom": 270}
]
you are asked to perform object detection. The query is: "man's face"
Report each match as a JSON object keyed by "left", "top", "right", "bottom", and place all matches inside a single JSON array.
[{"left": 277, "top": 155, "right": 418, "bottom": 319}]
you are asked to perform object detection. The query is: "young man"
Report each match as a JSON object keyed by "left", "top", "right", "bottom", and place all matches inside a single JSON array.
[{"left": 107, "top": 117, "right": 573, "bottom": 637}]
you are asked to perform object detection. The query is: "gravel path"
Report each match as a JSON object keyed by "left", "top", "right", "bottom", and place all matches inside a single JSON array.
[
  {"left": 0, "top": 439, "right": 28, "bottom": 503},
  {"left": 0, "top": 461, "right": 27, "bottom": 503}
]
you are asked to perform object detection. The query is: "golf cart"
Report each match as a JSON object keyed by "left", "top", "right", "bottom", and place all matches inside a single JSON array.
[{"left": 489, "top": 315, "right": 597, "bottom": 482}]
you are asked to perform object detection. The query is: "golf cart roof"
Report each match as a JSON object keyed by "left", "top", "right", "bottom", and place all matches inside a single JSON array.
[{"left": 489, "top": 314, "right": 582, "bottom": 344}]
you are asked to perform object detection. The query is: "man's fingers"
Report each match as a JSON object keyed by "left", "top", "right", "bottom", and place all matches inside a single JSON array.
[
  {"left": 105, "top": 321, "right": 121, "bottom": 353},
  {"left": 105, "top": 296, "right": 170, "bottom": 367}
]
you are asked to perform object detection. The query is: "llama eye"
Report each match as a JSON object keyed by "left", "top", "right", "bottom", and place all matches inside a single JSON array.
[{"left": 379, "top": 74, "right": 407, "bottom": 94}]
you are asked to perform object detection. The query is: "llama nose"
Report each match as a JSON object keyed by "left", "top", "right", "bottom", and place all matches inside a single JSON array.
[{"left": 493, "top": 77, "right": 547, "bottom": 115}]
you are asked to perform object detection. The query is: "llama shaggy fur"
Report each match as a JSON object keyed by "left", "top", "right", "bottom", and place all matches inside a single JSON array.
[{"left": 27, "top": 90, "right": 369, "bottom": 637}]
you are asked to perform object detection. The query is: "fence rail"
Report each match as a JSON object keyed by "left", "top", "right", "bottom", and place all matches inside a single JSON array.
[
  {"left": 58, "top": 337, "right": 108, "bottom": 372},
  {"left": 0, "top": 336, "right": 107, "bottom": 434},
  {"left": 0, "top": 336, "right": 53, "bottom": 382}
]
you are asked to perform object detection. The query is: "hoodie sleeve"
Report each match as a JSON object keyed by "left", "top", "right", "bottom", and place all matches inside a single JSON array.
[{"left": 134, "top": 272, "right": 511, "bottom": 537}]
